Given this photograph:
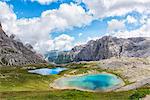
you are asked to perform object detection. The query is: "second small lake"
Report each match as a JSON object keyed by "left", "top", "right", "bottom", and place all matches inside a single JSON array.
[{"left": 28, "top": 67, "right": 67, "bottom": 75}]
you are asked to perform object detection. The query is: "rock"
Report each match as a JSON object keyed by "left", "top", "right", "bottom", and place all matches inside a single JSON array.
[
  {"left": 0, "top": 22, "right": 46, "bottom": 66},
  {"left": 116, "top": 77, "right": 150, "bottom": 91},
  {"left": 142, "top": 95, "right": 150, "bottom": 100},
  {"left": 25, "top": 43, "right": 33, "bottom": 50},
  {"left": 9, "top": 34, "right": 16, "bottom": 39},
  {"left": 75, "top": 36, "right": 150, "bottom": 61},
  {"left": 47, "top": 36, "right": 150, "bottom": 64}
]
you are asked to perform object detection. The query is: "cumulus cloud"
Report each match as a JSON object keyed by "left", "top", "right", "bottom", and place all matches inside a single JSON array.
[
  {"left": 107, "top": 19, "right": 126, "bottom": 32},
  {"left": 0, "top": 2, "right": 18, "bottom": 35},
  {"left": 41, "top": 3, "right": 93, "bottom": 29},
  {"left": 0, "top": 1, "right": 92, "bottom": 53},
  {"left": 81, "top": 0, "right": 150, "bottom": 18},
  {"left": 109, "top": 18, "right": 150, "bottom": 38},
  {"left": 106, "top": 11, "right": 150, "bottom": 38},
  {"left": 34, "top": 34, "right": 74, "bottom": 52},
  {"left": 78, "top": 0, "right": 150, "bottom": 38},
  {"left": 52, "top": 34, "right": 74, "bottom": 51}
]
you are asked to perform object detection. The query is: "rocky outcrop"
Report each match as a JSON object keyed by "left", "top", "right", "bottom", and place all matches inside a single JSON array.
[
  {"left": 116, "top": 77, "right": 150, "bottom": 91},
  {"left": 47, "top": 36, "right": 150, "bottom": 64},
  {"left": 74, "top": 36, "right": 150, "bottom": 61},
  {"left": 0, "top": 23, "right": 46, "bottom": 66}
]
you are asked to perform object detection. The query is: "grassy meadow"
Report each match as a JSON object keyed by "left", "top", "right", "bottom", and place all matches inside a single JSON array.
[{"left": 0, "top": 63, "right": 150, "bottom": 100}]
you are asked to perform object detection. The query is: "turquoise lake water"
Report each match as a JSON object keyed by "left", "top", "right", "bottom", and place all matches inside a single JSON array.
[
  {"left": 28, "top": 67, "right": 67, "bottom": 75},
  {"left": 56, "top": 74, "right": 122, "bottom": 91}
]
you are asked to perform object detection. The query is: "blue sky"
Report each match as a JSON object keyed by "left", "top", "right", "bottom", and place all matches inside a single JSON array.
[
  {"left": 3, "top": 0, "right": 74, "bottom": 18},
  {"left": 0, "top": 0, "right": 149, "bottom": 53},
  {"left": 2, "top": 0, "right": 110, "bottom": 43},
  {"left": 4, "top": 0, "right": 141, "bottom": 40}
]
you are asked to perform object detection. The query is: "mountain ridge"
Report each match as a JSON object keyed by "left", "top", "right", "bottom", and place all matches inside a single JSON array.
[
  {"left": 46, "top": 36, "right": 150, "bottom": 64},
  {"left": 0, "top": 23, "right": 46, "bottom": 66}
]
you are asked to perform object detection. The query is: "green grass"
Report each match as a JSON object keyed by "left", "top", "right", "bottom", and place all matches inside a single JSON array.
[
  {"left": 1, "top": 88, "right": 150, "bottom": 100},
  {"left": 0, "top": 64, "right": 150, "bottom": 100},
  {"left": 0, "top": 66, "right": 60, "bottom": 92},
  {"left": 25, "top": 63, "right": 56, "bottom": 68},
  {"left": 65, "top": 63, "right": 88, "bottom": 68}
]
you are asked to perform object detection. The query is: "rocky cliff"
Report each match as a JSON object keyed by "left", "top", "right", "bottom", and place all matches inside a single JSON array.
[
  {"left": 75, "top": 36, "right": 150, "bottom": 61},
  {"left": 47, "top": 36, "right": 150, "bottom": 63},
  {"left": 0, "top": 23, "right": 46, "bottom": 66}
]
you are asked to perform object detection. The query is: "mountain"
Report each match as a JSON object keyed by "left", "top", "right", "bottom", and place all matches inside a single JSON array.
[
  {"left": 45, "top": 50, "right": 74, "bottom": 64},
  {"left": 45, "top": 50, "right": 59, "bottom": 63},
  {"left": 46, "top": 45, "right": 85, "bottom": 64},
  {"left": 0, "top": 23, "right": 46, "bottom": 66},
  {"left": 74, "top": 36, "right": 150, "bottom": 61},
  {"left": 46, "top": 36, "right": 150, "bottom": 64}
]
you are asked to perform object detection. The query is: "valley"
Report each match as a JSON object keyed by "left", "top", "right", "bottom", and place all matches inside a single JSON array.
[
  {"left": 0, "top": 20, "right": 150, "bottom": 100},
  {"left": 0, "top": 0, "right": 150, "bottom": 99},
  {"left": 0, "top": 57, "right": 150, "bottom": 100}
]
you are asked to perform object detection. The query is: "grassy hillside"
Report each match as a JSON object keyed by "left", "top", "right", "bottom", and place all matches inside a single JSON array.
[{"left": 1, "top": 89, "right": 149, "bottom": 100}]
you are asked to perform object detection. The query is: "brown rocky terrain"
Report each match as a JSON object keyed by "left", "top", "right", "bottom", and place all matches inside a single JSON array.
[{"left": 87, "top": 57, "right": 150, "bottom": 91}]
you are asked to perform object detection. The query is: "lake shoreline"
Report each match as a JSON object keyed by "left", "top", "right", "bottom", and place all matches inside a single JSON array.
[{"left": 50, "top": 72, "right": 125, "bottom": 92}]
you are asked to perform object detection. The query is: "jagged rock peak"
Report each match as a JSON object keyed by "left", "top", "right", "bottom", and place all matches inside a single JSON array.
[
  {"left": 74, "top": 36, "right": 150, "bottom": 61},
  {"left": 46, "top": 36, "right": 150, "bottom": 64}
]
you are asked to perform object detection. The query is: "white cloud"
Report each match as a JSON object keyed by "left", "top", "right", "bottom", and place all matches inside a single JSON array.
[
  {"left": 31, "top": 0, "right": 58, "bottom": 5},
  {"left": 34, "top": 34, "right": 74, "bottom": 52},
  {"left": 110, "top": 18, "right": 150, "bottom": 38},
  {"left": 0, "top": 2, "right": 18, "bottom": 35},
  {"left": 107, "top": 19, "right": 126, "bottom": 32},
  {"left": 106, "top": 12, "right": 150, "bottom": 38},
  {"left": 126, "top": 15, "right": 137, "bottom": 24},
  {"left": 0, "top": 0, "right": 150, "bottom": 54},
  {"left": 81, "top": 0, "right": 150, "bottom": 18},
  {"left": 139, "top": 11, "right": 149, "bottom": 24},
  {"left": 87, "top": 36, "right": 100, "bottom": 41},
  {"left": 41, "top": 3, "right": 93, "bottom": 29},
  {"left": 52, "top": 34, "right": 74, "bottom": 51},
  {"left": 0, "top": 1, "right": 92, "bottom": 54},
  {"left": 75, "top": 36, "right": 101, "bottom": 46}
]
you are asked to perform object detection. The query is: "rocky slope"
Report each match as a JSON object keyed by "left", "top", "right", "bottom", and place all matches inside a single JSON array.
[
  {"left": 0, "top": 23, "right": 46, "bottom": 66},
  {"left": 47, "top": 36, "right": 150, "bottom": 63},
  {"left": 75, "top": 36, "right": 150, "bottom": 61}
]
